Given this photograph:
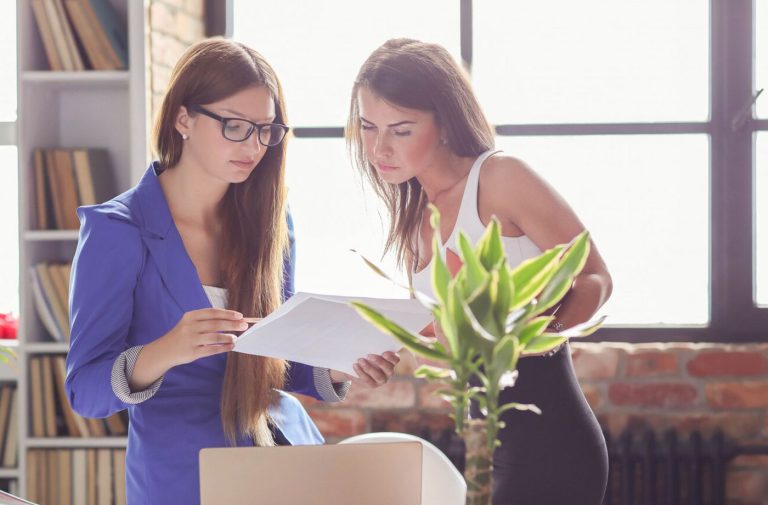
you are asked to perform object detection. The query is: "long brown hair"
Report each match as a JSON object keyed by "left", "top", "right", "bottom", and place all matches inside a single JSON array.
[
  {"left": 153, "top": 38, "right": 288, "bottom": 446},
  {"left": 346, "top": 38, "right": 495, "bottom": 270}
]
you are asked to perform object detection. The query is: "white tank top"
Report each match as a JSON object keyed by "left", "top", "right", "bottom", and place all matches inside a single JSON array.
[{"left": 412, "top": 149, "right": 542, "bottom": 297}]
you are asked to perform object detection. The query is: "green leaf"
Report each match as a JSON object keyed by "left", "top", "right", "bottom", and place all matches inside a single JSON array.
[
  {"left": 523, "top": 335, "right": 567, "bottom": 355},
  {"left": 491, "top": 335, "right": 520, "bottom": 376},
  {"left": 457, "top": 232, "right": 489, "bottom": 293},
  {"left": 533, "top": 231, "right": 591, "bottom": 315},
  {"left": 494, "top": 261, "right": 514, "bottom": 325},
  {"left": 467, "top": 276, "right": 501, "bottom": 338},
  {"left": 509, "top": 245, "right": 565, "bottom": 310},
  {"left": 460, "top": 297, "right": 498, "bottom": 348},
  {"left": 351, "top": 249, "right": 437, "bottom": 311},
  {"left": 476, "top": 218, "right": 504, "bottom": 271},
  {"left": 498, "top": 402, "right": 542, "bottom": 416},
  {"left": 440, "top": 281, "right": 469, "bottom": 358},
  {"left": 414, "top": 365, "right": 456, "bottom": 381},
  {"left": 517, "top": 316, "right": 554, "bottom": 346},
  {"left": 431, "top": 237, "right": 451, "bottom": 306},
  {"left": 350, "top": 302, "right": 449, "bottom": 362}
]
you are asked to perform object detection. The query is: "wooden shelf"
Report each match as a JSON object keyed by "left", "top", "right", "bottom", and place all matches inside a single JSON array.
[
  {"left": 0, "top": 468, "right": 19, "bottom": 479},
  {"left": 22, "top": 342, "right": 69, "bottom": 354},
  {"left": 21, "top": 71, "right": 129, "bottom": 89},
  {"left": 25, "top": 437, "right": 128, "bottom": 449},
  {"left": 23, "top": 230, "right": 79, "bottom": 242}
]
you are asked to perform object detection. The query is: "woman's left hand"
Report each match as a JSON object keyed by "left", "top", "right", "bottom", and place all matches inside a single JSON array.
[{"left": 330, "top": 351, "right": 400, "bottom": 389}]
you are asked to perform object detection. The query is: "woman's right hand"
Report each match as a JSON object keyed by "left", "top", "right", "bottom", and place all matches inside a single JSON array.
[
  {"left": 130, "top": 308, "right": 249, "bottom": 391},
  {"left": 161, "top": 308, "right": 249, "bottom": 367}
]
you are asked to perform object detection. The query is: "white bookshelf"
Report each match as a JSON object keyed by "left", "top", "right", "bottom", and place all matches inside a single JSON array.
[{"left": 15, "top": 0, "right": 148, "bottom": 497}]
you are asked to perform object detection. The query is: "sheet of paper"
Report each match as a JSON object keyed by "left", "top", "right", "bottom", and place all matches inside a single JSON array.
[{"left": 233, "top": 292, "right": 433, "bottom": 376}]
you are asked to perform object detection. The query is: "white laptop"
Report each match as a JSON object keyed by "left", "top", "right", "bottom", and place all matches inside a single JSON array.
[{"left": 200, "top": 442, "right": 422, "bottom": 505}]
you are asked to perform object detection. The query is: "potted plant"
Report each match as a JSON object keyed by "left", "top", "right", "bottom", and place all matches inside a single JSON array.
[{"left": 351, "top": 206, "right": 604, "bottom": 505}]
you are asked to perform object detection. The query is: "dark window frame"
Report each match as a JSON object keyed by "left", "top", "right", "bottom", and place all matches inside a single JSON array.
[{"left": 222, "top": 0, "right": 768, "bottom": 342}]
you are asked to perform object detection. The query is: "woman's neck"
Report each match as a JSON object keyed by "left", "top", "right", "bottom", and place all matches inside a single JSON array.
[
  {"left": 417, "top": 151, "right": 475, "bottom": 204},
  {"left": 158, "top": 160, "right": 227, "bottom": 229}
]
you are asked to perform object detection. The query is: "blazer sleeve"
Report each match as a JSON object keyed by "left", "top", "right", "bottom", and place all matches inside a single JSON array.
[{"left": 65, "top": 202, "right": 144, "bottom": 418}]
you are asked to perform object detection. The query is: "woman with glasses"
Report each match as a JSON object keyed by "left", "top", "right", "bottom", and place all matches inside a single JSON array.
[
  {"left": 65, "top": 38, "right": 399, "bottom": 505},
  {"left": 347, "top": 38, "right": 612, "bottom": 505}
]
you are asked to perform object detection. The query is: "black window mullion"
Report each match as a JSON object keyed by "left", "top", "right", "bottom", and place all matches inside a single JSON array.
[
  {"left": 460, "top": 0, "right": 472, "bottom": 71},
  {"left": 711, "top": 0, "right": 767, "bottom": 340}
]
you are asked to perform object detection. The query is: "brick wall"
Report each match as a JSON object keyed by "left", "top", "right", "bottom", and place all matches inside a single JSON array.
[
  {"left": 146, "top": 0, "right": 206, "bottom": 133},
  {"left": 303, "top": 344, "right": 768, "bottom": 504}
]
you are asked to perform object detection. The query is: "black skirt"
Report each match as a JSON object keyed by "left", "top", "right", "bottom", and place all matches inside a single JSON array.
[{"left": 470, "top": 343, "right": 608, "bottom": 505}]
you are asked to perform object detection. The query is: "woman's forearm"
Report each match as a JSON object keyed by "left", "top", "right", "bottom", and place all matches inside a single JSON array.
[
  {"left": 550, "top": 272, "right": 612, "bottom": 331},
  {"left": 128, "top": 338, "right": 177, "bottom": 391}
]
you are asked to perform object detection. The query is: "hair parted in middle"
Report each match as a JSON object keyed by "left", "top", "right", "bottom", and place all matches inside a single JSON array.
[
  {"left": 152, "top": 37, "right": 291, "bottom": 447},
  {"left": 346, "top": 38, "right": 495, "bottom": 270}
]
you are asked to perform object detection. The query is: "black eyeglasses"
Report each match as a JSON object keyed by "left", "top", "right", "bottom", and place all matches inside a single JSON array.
[{"left": 188, "top": 104, "right": 289, "bottom": 146}]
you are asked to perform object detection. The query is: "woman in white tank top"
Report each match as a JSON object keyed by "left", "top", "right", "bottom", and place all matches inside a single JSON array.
[{"left": 346, "top": 39, "right": 613, "bottom": 505}]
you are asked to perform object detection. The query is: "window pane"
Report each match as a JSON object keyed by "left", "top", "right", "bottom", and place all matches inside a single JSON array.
[
  {"left": 758, "top": 0, "right": 768, "bottom": 119},
  {"left": 0, "top": 1, "right": 16, "bottom": 121},
  {"left": 233, "top": 1, "right": 460, "bottom": 127},
  {"left": 474, "top": 0, "right": 708, "bottom": 124},
  {"left": 0, "top": 147, "right": 18, "bottom": 314},
  {"left": 495, "top": 135, "right": 709, "bottom": 325},
  {"left": 285, "top": 138, "right": 406, "bottom": 297},
  {"left": 757, "top": 133, "right": 767, "bottom": 305}
]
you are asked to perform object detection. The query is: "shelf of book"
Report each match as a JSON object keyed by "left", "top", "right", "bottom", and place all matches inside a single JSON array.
[{"left": 16, "top": 0, "right": 148, "bottom": 499}]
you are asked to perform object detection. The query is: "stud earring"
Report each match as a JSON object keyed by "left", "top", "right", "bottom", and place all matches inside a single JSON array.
[
  {"left": 182, "top": 133, "right": 189, "bottom": 140},
  {"left": 441, "top": 138, "right": 447, "bottom": 145}
]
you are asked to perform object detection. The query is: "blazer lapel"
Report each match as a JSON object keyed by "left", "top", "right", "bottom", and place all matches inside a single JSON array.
[{"left": 134, "top": 163, "right": 212, "bottom": 314}]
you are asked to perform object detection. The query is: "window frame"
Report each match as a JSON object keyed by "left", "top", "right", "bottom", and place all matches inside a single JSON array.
[{"left": 225, "top": 0, "right": 768, "bottom": 342}]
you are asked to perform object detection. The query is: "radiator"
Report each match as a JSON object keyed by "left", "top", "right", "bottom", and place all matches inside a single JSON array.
[{"left": 418, "top": 427, "right": 768, "bottom": 505}]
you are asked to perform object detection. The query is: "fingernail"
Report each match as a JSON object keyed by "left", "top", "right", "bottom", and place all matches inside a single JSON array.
[{"left": 234, "top": 312, "right": 243, "bottom": 318}]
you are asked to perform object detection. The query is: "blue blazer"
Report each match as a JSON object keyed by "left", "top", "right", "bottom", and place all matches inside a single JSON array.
[{"left": 65, "top": 163, "right": 325, "bottom": 505}]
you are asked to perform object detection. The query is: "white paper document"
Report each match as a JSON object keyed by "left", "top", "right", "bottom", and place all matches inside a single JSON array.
[{"left": 233, "top": 292, "right": 433, "bottom": 376}]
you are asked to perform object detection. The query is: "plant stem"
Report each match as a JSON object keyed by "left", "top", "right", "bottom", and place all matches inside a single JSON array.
[{"left": 464, "top": 419, "right": 493, "bottom": 505}]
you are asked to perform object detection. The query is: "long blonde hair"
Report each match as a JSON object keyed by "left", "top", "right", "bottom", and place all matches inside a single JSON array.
[
  {"left": 153, "top": 38, "right": 289, "bottom": 446},
  {"left": 347, "top": 38, "right": 495, "bottom": 270}
]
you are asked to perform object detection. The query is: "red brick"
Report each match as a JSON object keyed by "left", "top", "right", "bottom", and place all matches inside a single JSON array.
[
  {"left": 608, "top": 383, "right": 698, "bottom": 408},
  {"left": 688, "top": 352, "right": 768, "bottom": 377},
  {"left": 706, "top": 382, "right": 768, "bottom": 409},
  {"left": 571, "top": 345, "right": 621, "bottom": 380},
  {"left": 418, "top": 382, "right": 452, "bottom": 410},
  {"left": 307, "top": 409, "right": 366, "bottom": 439},
  {"left": 626, "top": 351, "right": 679, "bottom": 377},
  {"left": 732, "top": 455, "right": 768, "bottom": 468},
  {"left": 726, "top": 469, "right": 768, "bottom": 501},
  {"left": 580, "top": 384, "right": 602, "bottom": 410},
  {"left": 342, "top": 380, "right": 415, "bottom": 409},
  {"left": 294, "top": 393, "right": 320, "bottom": 409}
]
